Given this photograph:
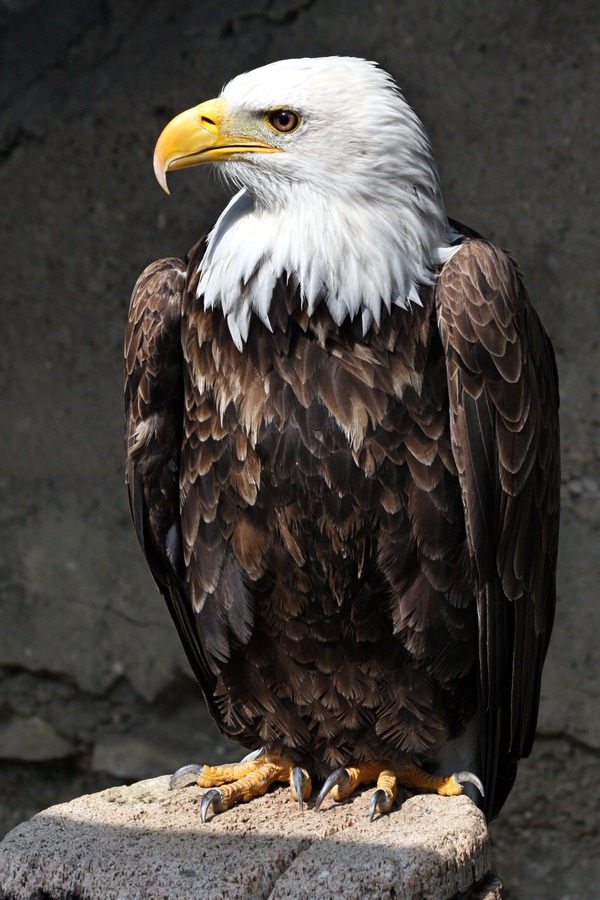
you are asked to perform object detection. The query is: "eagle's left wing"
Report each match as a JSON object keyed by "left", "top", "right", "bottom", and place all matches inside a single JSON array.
[{"left": 436, "top": 238, "right": 560, "bottom": 818}]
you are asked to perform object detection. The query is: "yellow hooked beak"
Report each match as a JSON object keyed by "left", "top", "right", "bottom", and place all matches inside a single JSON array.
[{"left": 153, "top": 97, "right": 280, "bottom": 193}]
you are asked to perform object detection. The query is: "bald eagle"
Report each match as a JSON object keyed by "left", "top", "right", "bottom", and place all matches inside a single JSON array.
[{"left": 125, "top": 57, "right": 559, "bottom": 822}]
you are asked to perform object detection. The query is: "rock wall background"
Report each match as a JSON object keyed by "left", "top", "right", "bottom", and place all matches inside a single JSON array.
[{"left": 0, "top": 1, "right": 598, "bottom": 897}]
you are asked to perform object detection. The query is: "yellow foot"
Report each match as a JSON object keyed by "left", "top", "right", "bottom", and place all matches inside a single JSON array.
[
  {"left": 314, "top": 761, "right": 484, "bottom": 820},
  {"left": 169, "top": 751, "right": 312, "bottom": 823}
]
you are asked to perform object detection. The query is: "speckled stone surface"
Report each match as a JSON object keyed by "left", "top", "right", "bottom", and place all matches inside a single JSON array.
[{"left": 0, "top": 777, "right": 498, "bottom": 899}]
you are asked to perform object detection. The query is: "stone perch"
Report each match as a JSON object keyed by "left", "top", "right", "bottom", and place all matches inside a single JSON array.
[{"left": 0, "top": 776, "right": 502, "bottom": 899}]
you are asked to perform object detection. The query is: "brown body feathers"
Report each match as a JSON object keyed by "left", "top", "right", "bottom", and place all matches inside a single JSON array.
[{"left": 125, "top": 229, "right": 559, "bottom": 819}]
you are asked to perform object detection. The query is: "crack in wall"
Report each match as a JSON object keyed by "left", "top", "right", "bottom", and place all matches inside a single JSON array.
[{"left": 222, "top": 0, "right": 319, "bottom": 37}]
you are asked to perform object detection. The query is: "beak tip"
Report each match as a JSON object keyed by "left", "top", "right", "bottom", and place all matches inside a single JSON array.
[
  {"left": 152, "top": 98, "right": 225, "bottom": 194},
  {"left": 153, "top": 154, "right": 171, "bottom": 195}
]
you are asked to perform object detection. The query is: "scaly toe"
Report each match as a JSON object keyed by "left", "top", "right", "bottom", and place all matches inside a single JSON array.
[
  {"left": 177, "top": 753, "right": 304, "bottom": 819},
  {"left": 368, "top": 769, "right": 397, "bottom": 821}
]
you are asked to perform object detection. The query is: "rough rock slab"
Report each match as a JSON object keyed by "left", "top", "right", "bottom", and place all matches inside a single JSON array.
[{"left": 0, "top": 776, "right": 500, "bottom": 900}]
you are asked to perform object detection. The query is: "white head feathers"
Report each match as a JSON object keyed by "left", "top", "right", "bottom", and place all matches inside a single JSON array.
[{"left": 196, "top": 57, "right": 456, "bottom": 348}]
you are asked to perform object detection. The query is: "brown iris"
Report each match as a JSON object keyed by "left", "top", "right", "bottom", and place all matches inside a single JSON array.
[{"left": 268, "top": 109, "right": 300, "bottom": 133}]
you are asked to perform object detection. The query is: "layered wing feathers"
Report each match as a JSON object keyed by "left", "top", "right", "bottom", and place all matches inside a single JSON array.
[
  {"left": 125, "top": 257, "right": 220, "bottom": 708},
  {"left": 436, "top": 239, "right": 559, "bottom": 816}
]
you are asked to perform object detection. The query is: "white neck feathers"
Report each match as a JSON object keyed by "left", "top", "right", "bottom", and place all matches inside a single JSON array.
[{"left": 197, "top": 187, "right": 457, "bottom": 350}]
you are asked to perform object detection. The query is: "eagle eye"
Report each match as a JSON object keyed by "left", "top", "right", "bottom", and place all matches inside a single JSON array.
[{"left": 267, "top": 109, "right": 300, "bottom": 134}]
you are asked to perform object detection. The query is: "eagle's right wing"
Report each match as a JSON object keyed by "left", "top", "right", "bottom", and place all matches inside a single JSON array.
[{"left": 124, "top": 257, "right": 217, "bottom": 702}]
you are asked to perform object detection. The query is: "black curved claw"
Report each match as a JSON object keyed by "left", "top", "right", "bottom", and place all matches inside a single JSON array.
[
  {"left": 314, "top": 767, "right": 350, "bottom": 812},
  {"left": 369, "top": 788, "right": 387, "bottom": 822},
  {"left": 169, "top": 763, "right": 204, "bottom": 791},
  {"left": 200, "top": 788, "right": 223, "bottom": 824},
  {"left": 453, "top": 771, "right": 485, "bottom": 799},
  {"left": 291, "top": 766, "right": 307, "bottom": 812}
]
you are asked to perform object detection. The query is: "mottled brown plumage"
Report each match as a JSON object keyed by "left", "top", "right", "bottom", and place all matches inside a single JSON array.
[{"left": 125, "top": 227, "right": 559, "bottom": 819}]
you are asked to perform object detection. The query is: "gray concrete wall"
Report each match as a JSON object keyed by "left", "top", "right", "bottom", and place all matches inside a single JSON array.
[{"left": 0, "top": 2, "right": 598, "bottom": 897}]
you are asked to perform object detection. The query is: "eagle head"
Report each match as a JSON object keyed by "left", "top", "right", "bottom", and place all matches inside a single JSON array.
[{"left": 153, "top": 57, "right": 455, "bottom": 346}]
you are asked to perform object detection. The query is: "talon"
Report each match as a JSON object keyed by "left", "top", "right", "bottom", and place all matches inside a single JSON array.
[
  {"left": 369, "top": 788, "right": 387, "bottom": 822},
  {"left": 369, "top": 769, "right": 397, "bottom": 821},
  {"left": 181, "top": 752, "right": 301, "bottom": 817},
  {"left": 240, "top": 747, "right": 266, "bottom": 764},
  {"left": 169, "top": 763, "right": 204, "bottom": 790},
  {"left": 453, "top": 770, "right": 485, "bottom": 798},
  {"left": 291, "top": 766, "right": 310, "bottom": 812},
  {"left": 314, "top": 767, "right": 350, "bottom": 812},
  {"left": 200, "top": 788, "right": 222, "bottom": 823}
]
